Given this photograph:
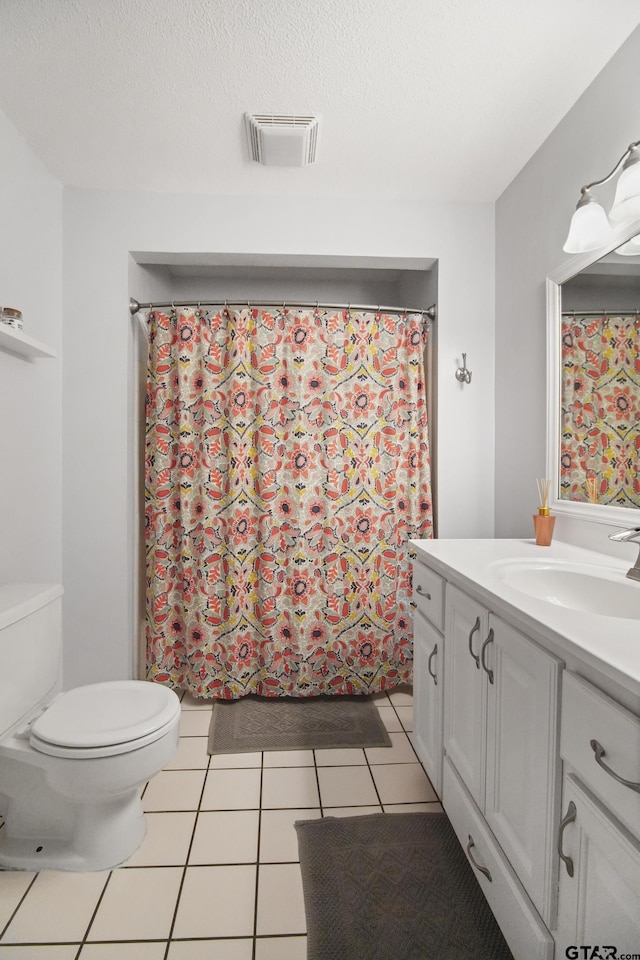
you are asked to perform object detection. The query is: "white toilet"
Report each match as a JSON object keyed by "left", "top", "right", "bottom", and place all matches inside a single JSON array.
[{"left": 0, "top": 583, "right": 181, "bottom": 871}]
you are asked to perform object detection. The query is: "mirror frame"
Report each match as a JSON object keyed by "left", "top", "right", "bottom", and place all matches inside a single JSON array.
[{"left": 546, "top": 217, "right": 640, "bottom": 526}]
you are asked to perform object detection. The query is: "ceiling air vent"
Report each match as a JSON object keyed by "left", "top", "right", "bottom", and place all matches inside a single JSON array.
[{"left": 245, "top": 114, "right": 320, "bottom": 167}]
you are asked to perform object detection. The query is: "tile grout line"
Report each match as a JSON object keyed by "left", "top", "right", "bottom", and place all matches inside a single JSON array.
[
  {"left": 363, "top": 751, "right": 385, "bottom": 810},
  {"left": 162, "top": 716, "right": 212, "bottom": 960},
  {"left": 367, "top": 690, "right": 395, "bottom": 811},
  {"left": 73, "top": 869, "right": 114, "bottom": 956},
  {"left": 312, "top": 749, "right": 325, "bottom": 818},
  {"left": 0, "top": 872, "right": 39, "bottom": 944},
  {"left": 251, "top": 750, "right": 265, "bottom": 960}
]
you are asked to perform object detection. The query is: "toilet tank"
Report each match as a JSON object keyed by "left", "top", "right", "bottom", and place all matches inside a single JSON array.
[{"left": 0, "top": 584, "right": 64, "bottom": 735}]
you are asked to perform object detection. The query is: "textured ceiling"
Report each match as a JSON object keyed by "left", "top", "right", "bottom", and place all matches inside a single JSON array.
[{"left": 0, "top": 0, "right": 638, "bottom": 202}]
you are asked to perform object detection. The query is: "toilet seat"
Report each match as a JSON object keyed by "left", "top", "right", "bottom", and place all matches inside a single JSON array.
[{"left": 30, "top": 680, "right": 181, "bottom": 759}]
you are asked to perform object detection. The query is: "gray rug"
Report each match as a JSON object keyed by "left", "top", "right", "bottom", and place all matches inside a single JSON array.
[
  {"left": 295, "top": 812, "right": 514, "bottom": 960},
  {"left": 208, "top": 694, "right": 392, "bottom": 754}
]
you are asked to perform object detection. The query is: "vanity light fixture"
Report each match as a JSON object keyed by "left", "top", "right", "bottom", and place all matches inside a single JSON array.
[
  {"left": 615, "top": 234, "right": 640, "bottom": 257},
  {"left": 563, "top": 139, "right": 640, "bottom": 253}
]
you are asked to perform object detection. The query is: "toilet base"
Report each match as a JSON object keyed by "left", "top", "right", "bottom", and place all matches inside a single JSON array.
[
  {"left": 0, "top": 695, "right": 180, "bottom": 872},
  {"left": 0, "top": 791, "right": 147, "bottom": 872}
]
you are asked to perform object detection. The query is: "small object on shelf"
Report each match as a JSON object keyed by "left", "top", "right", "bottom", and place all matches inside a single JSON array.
[
  {"left": 534, "top": 478, "right": 555, "bottom": 546},
  {"left": 1, "top": 307, "right": 23, "bottom": 330}
]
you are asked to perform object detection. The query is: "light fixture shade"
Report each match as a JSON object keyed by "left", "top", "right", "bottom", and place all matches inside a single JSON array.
[
  {"left": 609, "top": 159, "right": 640, "bottom": 222},
  {"left": 615, "top": 234, "right": 640, "bottom": 256},
  {"left": 563, "top": 200, "right": 612, "bottom": 253}
]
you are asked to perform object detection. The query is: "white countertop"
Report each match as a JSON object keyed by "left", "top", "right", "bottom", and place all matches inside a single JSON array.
[{"left": 410, "top": 538, "right": 640, "bottom": 703}]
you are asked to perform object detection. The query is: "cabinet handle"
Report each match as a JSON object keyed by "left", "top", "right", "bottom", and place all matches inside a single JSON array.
[
  {"left": 480, "top": 628, "right": 494, "bottom": 684},
  {"left": 557, "top": 800, "right": 577, "bottom": 878},
  {"left": 427, "top": 642, "right": 438, "bottom": 685},
  {"left": 468, "top": 616, "right": 481, "bottom": 668},
  {"left": 416, "top": 584, "right": 432, "bottom": 600},
  {"left": 466, "top": 835, "right": 492, "bottom": 882},
  {"left": 590, "top": 739, "right": 640, "bottom": 794}
]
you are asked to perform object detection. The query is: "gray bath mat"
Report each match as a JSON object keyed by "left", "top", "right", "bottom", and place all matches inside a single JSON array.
[
  {"left": 295, "top": 812, "right": 514, "bottom": 960},
  {"left": 208, "top": 694, "right": 392, "bottom": 754}
]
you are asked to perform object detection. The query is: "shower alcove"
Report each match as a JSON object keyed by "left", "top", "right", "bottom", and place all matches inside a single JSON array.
[{"left": 129, "top": 251, "right": 438, "bottom": 680}]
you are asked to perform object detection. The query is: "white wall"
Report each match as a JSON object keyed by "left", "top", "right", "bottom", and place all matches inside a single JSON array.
[
  {"left": 495, "top": 26, "right": 640, "bottom": 547},
  {"left": 561, "top": 272, "right": 640, "bottom": 312},
  {"left": 62, "top": 190, "right": 494, "bottom": 687},
  {"left": 0, "top": 109, "right": 63, "bottom": 586},
  {"left": 165, "top": 267, "right": 404, "bottom": 307}
]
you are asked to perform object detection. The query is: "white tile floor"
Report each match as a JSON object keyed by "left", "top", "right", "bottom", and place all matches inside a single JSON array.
[{"left": 0, "top": 687, "right": 441, "bottom": 959}]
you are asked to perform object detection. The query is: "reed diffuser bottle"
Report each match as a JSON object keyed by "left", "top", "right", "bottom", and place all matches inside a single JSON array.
[{"left": 533, "top": 479, "right": 555, "bottom": 546}]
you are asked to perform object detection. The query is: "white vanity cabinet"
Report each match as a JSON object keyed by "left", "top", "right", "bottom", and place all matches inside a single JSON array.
[
  {"left": 411, "top": 557, "right": 445, "bottom": 796},
  {"left": 410, "top": 537, "right": 640, "bottom": 960},
  {"left": 555, "top": 774, "right": 640, "bottom": 956},
  {"left": 443, "top": 584, "right": 561, "bottom": 936},
  {"left": 555, "top": 672, "right": 640, "bottom": 955},
  {"left": 442, "top": 585, "right": 488, "bottom": 804}
]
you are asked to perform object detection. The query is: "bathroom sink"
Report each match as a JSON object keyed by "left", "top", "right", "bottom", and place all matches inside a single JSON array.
[{"left": 490, "top": 559, "right": 640, "bottom": 619}]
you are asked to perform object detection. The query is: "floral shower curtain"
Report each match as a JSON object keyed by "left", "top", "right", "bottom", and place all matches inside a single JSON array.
[
  {"left": 145, "top": 305, "right": 433, "bottom": 698},
  {"left": 560, "top": 313, "right": 640, "bottom": 507}
]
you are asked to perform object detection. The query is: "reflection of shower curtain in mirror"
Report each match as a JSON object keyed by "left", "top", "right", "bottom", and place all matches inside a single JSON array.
[
  {"left": 145, "top": 306, "right": 433, "bottom": 699},
  {"left": 560, "top": 313, "right": 640, "bottom": 507}
]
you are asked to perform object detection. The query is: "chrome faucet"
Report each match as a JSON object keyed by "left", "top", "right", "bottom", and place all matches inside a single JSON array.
[{"left": 608, "top": 527, "right": 640, "bottom": 582}]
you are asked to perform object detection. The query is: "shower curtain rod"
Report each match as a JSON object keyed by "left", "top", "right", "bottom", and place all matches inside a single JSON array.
[
  {"left": 129, "top": 297, "right": 437, "bottom": 321},
  {"left": 562, "top": 308, "right": 640, "bottom": 317}
]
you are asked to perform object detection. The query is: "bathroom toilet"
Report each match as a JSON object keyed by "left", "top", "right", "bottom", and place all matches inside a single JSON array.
[{"left": 0, "top": 583, "right": 181, "bottom": 871}]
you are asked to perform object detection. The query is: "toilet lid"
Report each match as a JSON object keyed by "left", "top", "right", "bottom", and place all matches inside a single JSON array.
[{"left": 30, "top": 680, "right": 180, "bottom": 750}]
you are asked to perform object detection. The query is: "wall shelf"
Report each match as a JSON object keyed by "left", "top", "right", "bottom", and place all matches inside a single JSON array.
[{"left": 0, "top": 324, "right": 56, "bottom": 359}]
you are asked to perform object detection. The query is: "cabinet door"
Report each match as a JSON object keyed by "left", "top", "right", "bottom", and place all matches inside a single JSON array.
[
  {"left": 443, "top": 585, "right": 488, "bottom": 807},
  {"left": 556, "top": 774, "right": 640, "bottom": 956},
  {"left": 484, "top": 615, "right": 561, "bottom": 924},
  {"left": 413, "top": 606, "right": 443, "bottom": 796}
]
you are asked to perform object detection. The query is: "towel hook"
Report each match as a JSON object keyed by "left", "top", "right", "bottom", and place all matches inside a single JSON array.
[{"left": 455, "top": 352, "right": 472, "bottom": 385}]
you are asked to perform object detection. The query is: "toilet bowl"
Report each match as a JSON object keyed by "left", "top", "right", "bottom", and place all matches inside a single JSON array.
[{"left": 0, "top": 584, "right": 181, "bottom": 871}]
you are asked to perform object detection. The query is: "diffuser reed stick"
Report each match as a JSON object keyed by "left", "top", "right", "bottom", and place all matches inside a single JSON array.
[
  {"left": 536, "top": 478, "right": 551, "bottom": 516},
  {"left": 533, "top": 478, "right": 555, "bottom": 546}
]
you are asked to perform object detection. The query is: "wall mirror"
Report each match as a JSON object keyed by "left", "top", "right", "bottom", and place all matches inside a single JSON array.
[{"left": 547, "top": 221, "right": 640, "bottom": 526}]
